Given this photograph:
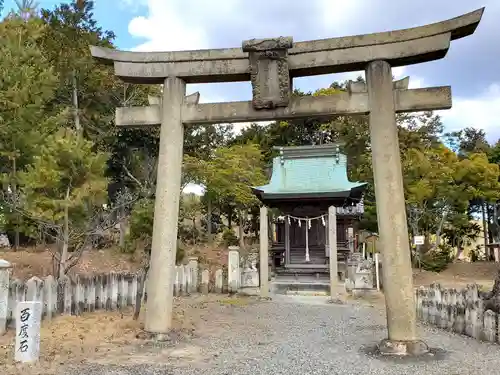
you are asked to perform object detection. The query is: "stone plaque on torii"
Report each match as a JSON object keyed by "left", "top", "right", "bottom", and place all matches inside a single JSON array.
[{"left": 91, "top": 8, "right": 484, "bottom": 355}]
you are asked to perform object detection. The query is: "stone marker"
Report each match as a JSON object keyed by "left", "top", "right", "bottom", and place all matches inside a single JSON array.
[
  {"left": 228, "top": 247, "right": 240, "bottom": 293},
  {"left": 200, "top": 270, "right": 210, "bottom": 295},
  {"left": 15, "top": 301, "right": 42, "bottom": 363},
  {"left": 188, "top": 257, "right": 199, "bottom": 293},
  {"left": 240, "top": 253, "right": 259, "bottom": 288},
  {"left": 0, "top": 235, "right": 10, "bottom": 248},
  {"left": 214, "top": 269, "right": 223, "bottom": 293}
]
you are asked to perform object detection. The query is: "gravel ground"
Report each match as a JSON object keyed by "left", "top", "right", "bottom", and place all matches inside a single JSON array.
[{"left": 63, "top": 295, "right": 500, "bottom": 375}]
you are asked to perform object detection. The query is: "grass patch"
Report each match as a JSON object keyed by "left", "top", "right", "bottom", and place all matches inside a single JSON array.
[{"left": 217, "top": 297, "right": 250, "bottom": 307}]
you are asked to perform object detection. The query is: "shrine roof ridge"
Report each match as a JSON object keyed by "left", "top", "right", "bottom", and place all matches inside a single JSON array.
[
  {"left": 273, "top": 144, "right": 344, "bottom": 159},
  {"left": 90, "top": 8, "right": 483, "bottom": 64}
]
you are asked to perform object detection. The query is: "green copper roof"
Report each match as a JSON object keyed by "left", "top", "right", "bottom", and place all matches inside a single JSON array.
[{"left": 253, "top": 144, "right": 366, "bottom": 199}]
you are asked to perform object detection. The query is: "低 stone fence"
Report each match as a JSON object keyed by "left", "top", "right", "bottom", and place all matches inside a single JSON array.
[
  {"left": 416, "top": 283, "right": 499, "bottom": 343},
  {"left": 0, "top": 247, "right": 256, "bottom": 334}
]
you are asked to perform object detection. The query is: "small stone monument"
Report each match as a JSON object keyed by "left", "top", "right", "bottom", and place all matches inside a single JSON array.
[
  {"left": 0, "top": 234, "right": 10, "bottom": 248},
  {"left": 353, "top": 260, "right": 374, "bottom": 289},
  {"left": 228, "top": 246, "right": 240, "bottom": 292},
  {"left": 15, "top": 301, "right": 42, "bottom": 363},
  {"left": 240, "top": 252, "right": 259, "bottom": 289}
]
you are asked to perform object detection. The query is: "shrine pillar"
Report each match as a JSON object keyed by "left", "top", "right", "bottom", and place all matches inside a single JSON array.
[
  {"left": 284, "top": 216, "right": 291, "bottom": 265},
  {"left": 259, "top": 206, "right": 270, "bottom": 298},
  {"left": 366, "top": 60, "right": 427, "bottom": 354},
  {"left": 328, "top": 206, "right": 338, "bottom": 290}
]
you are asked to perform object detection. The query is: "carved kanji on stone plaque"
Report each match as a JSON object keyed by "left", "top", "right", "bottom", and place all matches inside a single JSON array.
[{"left": 242, "top": 37, "right": 293, "bottom": 110}]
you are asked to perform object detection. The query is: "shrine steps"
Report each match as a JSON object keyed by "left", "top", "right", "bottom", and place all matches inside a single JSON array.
[
  {"left": 271, "top": 268, "right": 333, "bottom": 295},
  {"left": 271, "top": 278, "right": 331, "bottom": 295},
  {"left": 289, "top": 247, "right": 327, "bottom": 265}
]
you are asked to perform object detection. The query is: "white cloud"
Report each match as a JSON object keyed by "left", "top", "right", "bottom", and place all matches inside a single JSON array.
[
  {"left": 183, "top": 183, "right": 204, "bottom": 196},
  {"left": 124, "top": 0, "right": 497, "bottom": 144},
  {"left": 127, "top": 0, "right": 241, "bottom": 52},
  {"left": 438, "top": 83, "right": 500, "bottom": 141},
  {"left": 128, "top": 1, "right": 207, "bottom": 51},
  {"left": 118, "top": 0, "right": 148, "bottom": 13},
  {"left": 318, "top": 0, "right": 363, "bottom": 32}
]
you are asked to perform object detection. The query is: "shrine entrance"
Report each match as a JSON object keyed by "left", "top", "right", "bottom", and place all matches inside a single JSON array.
[{"left": 91, "top": 7, "right": 484, "bottom": 356}]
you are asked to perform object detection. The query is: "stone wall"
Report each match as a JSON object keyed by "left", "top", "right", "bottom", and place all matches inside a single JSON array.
[{"left": 416, "top": 283, "right": 498, "bottom": 343}]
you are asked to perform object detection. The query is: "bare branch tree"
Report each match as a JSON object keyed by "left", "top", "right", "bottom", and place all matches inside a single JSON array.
[{"left": 1, "top": 189, "right": 138, "bottom": 277}]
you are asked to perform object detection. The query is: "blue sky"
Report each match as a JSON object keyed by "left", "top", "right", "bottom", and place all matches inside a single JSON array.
[{"left": 3, "top": 0, "right": 500, "bottom": 143}]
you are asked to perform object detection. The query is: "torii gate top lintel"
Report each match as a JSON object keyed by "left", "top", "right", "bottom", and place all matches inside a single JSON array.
[
  {"left": 90, "top": 8, "right": 483, "bottom": 127},
  {"left": 90, "top": 7, "right": 483, "bottom": 85}
]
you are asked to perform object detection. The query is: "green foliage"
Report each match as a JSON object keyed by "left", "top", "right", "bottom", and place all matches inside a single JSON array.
[
  {"left": 205, "top": 143, "right": 267, "bottom": 210},
  {"left": 18, "top": 128, "right": 108, "bottom": 226},
  {"left": 221, "top": 228, "right": 239, "bottom": 247},
  {"left": 39, "top": 0, "right": 117, "bottom": 140},
  {"left": 0, "top": 16, "right": 63, "bottom": 173},
  {"left": 126, "top": 197, "right": 186, "bottom": 263},
  {"left": 419, "top": 245, "right": 452, "bottom": 272},
  {"left": 127, "top": 198, "right": 154, "bottom": 247}
]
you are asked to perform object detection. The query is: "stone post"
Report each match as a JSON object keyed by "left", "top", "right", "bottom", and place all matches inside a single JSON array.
[
  {"left": 200, "top": 270, "right": 210, "bottom": 295},
  {"left": 145, "top": 77, "right": 186, "bottom": 336},
  {"left": 0, "top": 259, "right": 12, "bottom": 335},
  {"left": 328, "top": 206, "right": 338, "bottom": 293},
  {"left": 366, "top": 60, "right": 427, "bottom": 355},
  {"left": 188, "top": 257, "right": 199, "bottom": 293},
  {"left": 214, "top": 269, "right": 223, "bottom": 293},
  {"left": 259, "top": 206, "right": 269, "bottom": 298},
  {"left": 228, "top": 247, "right": 240, "bottom": 293}
]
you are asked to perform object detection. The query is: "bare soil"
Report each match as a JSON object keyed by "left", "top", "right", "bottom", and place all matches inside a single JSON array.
[
  {"left": 0, "top": 294, "right": 255, "bottom": 375},
  {"left": 2, "top": 246, "right": 497, "bottom": 289},
  {"left": 0, "top": 248, "right": 141, "bottom": 280},
  {"left": 0, "top": 244, "right": 231, "bottom": 281},
  {"left": 412, "top": 261, "right": 499, "bottom": 290}
]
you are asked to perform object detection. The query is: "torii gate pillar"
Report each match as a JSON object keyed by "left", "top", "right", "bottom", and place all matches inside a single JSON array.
[
  {"left": 145, "top": 77, "right": 185, "bottom": 336},
  {"left": 366, "top": 61, "right": 426, "bottom": 354}
]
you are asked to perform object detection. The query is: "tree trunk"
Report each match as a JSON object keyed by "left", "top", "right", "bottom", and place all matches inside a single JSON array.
[
  {"left": 494, "top": 203, "right": 500, "bottom": 243},
  {"left": 58, "top": 186, "right": 71, "bottom": 278},
  {"left": 238, "top": 211, "right": 245, "bottom": 248},
  {"left": 72, "top": 70, "right": 81, "bottom": 134},
  {"left": 482, "top": 200, "right": 489, "bottom": 257},
  {"left": 133, "top": 267, "right": 148, "bottom": 320},
  {"left": 119, "top": 219, "right": 128, "bottom": 248},
  {"left": 435, "top": 210, "right": 448, "bottom": 248},
  {"left": 207, "top": 197, "right": 213, "bottom": 243},
  {"left": 11, "top": 151, "right": 20, "bottom": 251},
  {"left": 227, "top": 207, "right": 233, "bottom": 228}
]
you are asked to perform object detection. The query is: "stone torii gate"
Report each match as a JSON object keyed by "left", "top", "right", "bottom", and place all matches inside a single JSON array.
[{"left": 91, "top": 8, "right": 484, "bottom": 355}]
